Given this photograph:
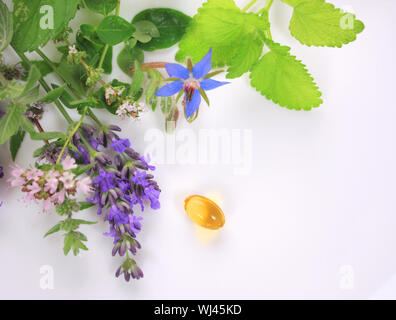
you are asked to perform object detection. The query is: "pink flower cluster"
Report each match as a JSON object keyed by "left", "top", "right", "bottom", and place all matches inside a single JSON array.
[{"left": 8, "top": 156, "right": 92, "bottom": 211}]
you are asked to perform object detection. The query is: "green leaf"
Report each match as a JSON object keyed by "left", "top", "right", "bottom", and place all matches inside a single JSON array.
[
  {"left": 250, "top": 40, "right": 323, "bottom": 110},
  {"left": 84, "top": 0, "right": 118, "bottom": 16},
  {"left": 61, "top": 219, "right": 97, "bottom": 232},
  {"left": 29, "top": 131, "right": 67, "bottom": 141},
  {"left": 130, "top": 61, "right": 144, "bottom": 96},
  {"left": 71, "top": 163, "right": 95, "bottom": 176},
  {"left": 38, "top": 84, "right": 66, "bottom": 103},
  {"left": 0, "top": 1, "right": 13, "bottom": 52},
  {"left": 117, "top": 45, "right": 144, "bottom": 77},
  {"left": 76, "top": 24, "right": 113, "bottom": 74},
  {"left": 79, "top": 201, "right": 95, "bottom": 211},
  {"left": 284, "top": 0, "right": 364, "bottom": 47},
  {"left": 44, "top": 223, "right": 61, "bottom": 238},
  {"left": 63, "top": 231, "right": 88, "bottom": 256},
  {"left": 19, "top": 65, "right": 41, "bottom": 98},
  {"left": 133, "top": 20, "right": 159, "bottom": 44},
  {"left": 17, "top": 85, "right": 39, "bottom": 104},
  {"left": 20, "top": 114, "right": 36, "bottom": 133},
  {"left": 132, "top": 8, "right": 191, "bottom": 51},
  {"left": 146, "top": 69, "right": 162, "bottom": 104},
  {"left": 22, "top": 61, "right": 53, "bottom": 81},
  {"left": 11, "top": 0, "right": 80, "bottom": 52},
  {"left": 96, "top": 15, "right": 135, "bottom": 46},
  {"left": 9, "top": 128, "right": 25, "bottom": 161},
  {"left": 0, "top": 103, "right": 24, "bottom": 145},
  {"left": 56, "top": 58, "right": 88, "bottom": 96},
  {"left": 176, "top": 0, "right": 268, "bottom": 77},
  {"left": 51, "top": 83, "right": 75, "bottom": 109}
]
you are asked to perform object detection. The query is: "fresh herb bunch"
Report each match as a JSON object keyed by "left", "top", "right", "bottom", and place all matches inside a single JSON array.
[
  {"left": 177, "top": 0, "right": 364, "bottom": 110},
  {"left": 0, "top": 0, "right": 365, "bottom": 283}
]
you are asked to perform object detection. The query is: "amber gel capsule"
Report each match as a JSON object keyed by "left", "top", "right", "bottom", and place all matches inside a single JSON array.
[{"left": 184, "top": 195, "right": 225, "bottom": 230}]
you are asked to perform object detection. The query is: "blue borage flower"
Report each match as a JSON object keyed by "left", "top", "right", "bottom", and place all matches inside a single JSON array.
[{"left": 155, "top": 48, "right": 229, "bottom": 119}]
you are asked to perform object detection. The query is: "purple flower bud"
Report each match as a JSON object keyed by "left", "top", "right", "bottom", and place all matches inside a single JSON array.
[
  {"left": 115, "top": 266, "right": 122, "bottom": 278},
  {"left": 108, "top": 125, "right": 121, "bottom": 132}
]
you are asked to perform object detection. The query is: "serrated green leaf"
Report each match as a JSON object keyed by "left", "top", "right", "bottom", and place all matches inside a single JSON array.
[
  {"left": 38, "top": 84, "right": 66, "bottom": 103},
  {"left": 44, "top": 223, "right": 61, "bottom": 238},
  {"left": 132, "top": 8, "right": 191, "bottom": 51},
  {"left": 285, "top": 0, "right": 364, "bottom": 47},
  {"left": 97, "top": 15, "right": 135, "bottom": 46},
  {"left": 0, "top": 103, "right": 24, "bottom": 145},
  {"left": 9, "top": 128, "right": 25, "bottom": 161},
  {"left": 176, "top": 0, "right": 268, "bottom": 77},
  {"left": 226, "top": 31, "right": 262, "bottom": 79},
  {"left": 84, "top": 0, "right": 118, "bottom": 16},
  {"left": 250, "top": 41, "right": 323, "bottom": 110},
  {"left": 0, "top": 2, "right": 13, "bottom": 52},
  {"left": 12, "top": 0, "right": 80, "bottom": 52}
]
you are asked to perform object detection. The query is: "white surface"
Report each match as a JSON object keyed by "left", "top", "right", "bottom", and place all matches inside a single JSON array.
[{"left": 1, "top": 0, "right": 396, "bottom": 299}]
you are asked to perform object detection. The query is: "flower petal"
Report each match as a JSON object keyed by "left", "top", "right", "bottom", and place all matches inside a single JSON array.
[
  {"left": 200, "top": 78, "right": 230, "bottom": 91},
  {"left": 165, "top": 63, "right": 190, "bottom": 79},
  {"left": 192, "top": 48, "right": 212, "bottom": 79},
  {"left": 185, "top": 89, "right": 201, "bottom": 118},
  {"left": 155, "top": 81, "right": 183, "bottom": 97}
]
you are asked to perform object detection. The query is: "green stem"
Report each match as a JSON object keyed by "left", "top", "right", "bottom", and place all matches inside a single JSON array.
[
  {"left": 243, "top": 0, "right": 258, "bottom": 12},
  {"left": 56, "top": 106, "right": 88, "bottom": 165},
  {"left": 116, "top": 0, "right": 121, "bottom": 16},
  {"left": 13, "top": 49, "right": 74, "bottom": 124},
  {"left": 258, "top": 0, "right": 274, "bottom": 15},
  {"left": 35, "top": 49, "right": 59, "bottom": 73},
  {"left": 98, "top": 45, "right": 109, "bottom": 70}
]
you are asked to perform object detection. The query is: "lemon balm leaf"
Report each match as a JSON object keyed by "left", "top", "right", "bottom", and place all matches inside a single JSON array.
[
  {"left": 250, "top": 40, "right": 323, "bottom": 110},
  {"left": 283, "top": 0, "right": 365, "bottom": 47},
  {"left": 176, "top": 0, "right": 268, "bottom": 78}
]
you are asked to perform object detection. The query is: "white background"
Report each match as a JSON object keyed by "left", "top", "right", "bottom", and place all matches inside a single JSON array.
[{"left": 0, "top": 0, "right": 395, "bottom": 299}]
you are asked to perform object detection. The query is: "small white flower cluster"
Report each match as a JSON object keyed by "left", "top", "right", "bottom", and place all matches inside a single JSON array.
[
  {"left": 68, "top": 45, "right": 78, "bottom": 55},
  {"left": 116, "top": 100, "right": 145, "bottom": 119},
  {"left": 105, "top": 86, "right": 125, "bottom": 105}
]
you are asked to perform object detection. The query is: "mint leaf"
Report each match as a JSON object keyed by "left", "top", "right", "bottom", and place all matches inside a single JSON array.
[
  {"left": 0, "top": 103, "right": 24, "bottom": 145},
  {"left": 250, "top": 40, "right": 322, "bottom": 110},
  {"left": 284, "top": 0, "right": 364, "bottom": 47},
  {"left": 12, "top": 0, "right": 80, "bottom": 52},
  {"left": 9, "top": 128, "right": 25, "bottom": 161},
  {"left": 176, "top": 0, "right": 268, "bottom": 78},
  {"left": 19, "top": 65, "right": 41, "bottom": 98},
  {"left": 84, "top": 0, "right": 118, "bottom": 16},
  {"left": 29, "top": 131, "right": 67, "bottom": 141},
  {"left": 38, "top": 84, "right": 67, "bottom": 103},
  {"left": 44, "top": 223, "right": 61, "bottom": 238},
  {"left": 79, "top": 201, "right": 95, "bottom": 211},
  {"left": 132, "top": 8, "right": 191, "bottom": 51},
  {"left": 96, "top": 15, "right": 135, "bottom": 46},
  {"left": 0, "top": 1, "right": 13, "bottom": 52}
]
